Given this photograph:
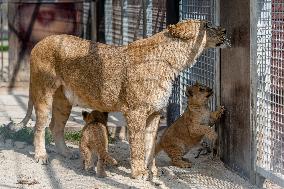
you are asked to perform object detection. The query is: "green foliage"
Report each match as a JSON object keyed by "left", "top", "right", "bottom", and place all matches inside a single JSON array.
[
  {"left": 0, "top": 125, "right": 13, "bottom": 139},
  {"left": 12, "top": 127, "right": 34, "bottom": 144},
  {"left": 0, "top": 45, "right": 8, "bottom": 51},
  {"left": 64, "top": 130, "right": 116, "bottom": 144},
  {"left": 108, "top": 136, "right": 116, "bottom": 144},
  {"left": 45, "top": 128, "right": 53, "bottom": 145},
  {"left": 0, "top": 126, "right": 53, "bottom": 145},
  {"left": 64, "top": 130, "right": 82, "bottom": 144},
  {"left": 0, "top": 125, "right": 116, "bottom": 146}
]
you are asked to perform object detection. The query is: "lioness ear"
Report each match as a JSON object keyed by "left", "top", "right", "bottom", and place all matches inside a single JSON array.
[
  {"left": 82, "top": 111, "right": 89, "bottom": 119},
  {"left": 167, "top": 21, "right": 196, "bottom": 40}
]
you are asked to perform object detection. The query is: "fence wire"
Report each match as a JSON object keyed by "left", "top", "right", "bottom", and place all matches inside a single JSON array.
[
  {"left": 177, "top": 0, "right": 218, "bottom": 113},
  {"left": 255, "top": 0, "right": 284, "bottom": 186},
  {"left": 105, "top": 0, "right": 166, "bottom": 45},
  {"left": 0, "top": 1, "right": 8, "bottom": 82}
]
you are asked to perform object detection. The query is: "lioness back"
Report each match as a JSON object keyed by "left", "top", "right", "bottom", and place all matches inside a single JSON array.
[{"left": 30, "top": 34, "right": 125, "bottom": 111}]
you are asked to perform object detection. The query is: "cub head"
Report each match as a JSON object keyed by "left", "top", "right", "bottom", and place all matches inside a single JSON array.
[
  {"left": 167, "top": 19, "right": 227, "bottom": 48},
  {"left": 82, "top": 110, "right": 108, "bottom": 125},
  {"left": 185, "top": 82, "right": 213, "bottom": 106}
]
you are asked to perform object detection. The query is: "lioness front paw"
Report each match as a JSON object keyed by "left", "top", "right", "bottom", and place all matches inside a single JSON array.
[
  {"left": 151, "top": 165, "right": 158, "bottom": 177},
  {"left": 131, "top": 168, "right": 149, "bottom": 180},
  {"left": 35, "top": 152, "right": 49, "bottom": 165}
]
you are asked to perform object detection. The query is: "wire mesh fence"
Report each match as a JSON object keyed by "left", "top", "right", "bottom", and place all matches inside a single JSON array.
[
  {"left": 0, "top": 1, "right": 8, "bottom": 82},
  {"left": 104, "top": 0, "right": 166, "bottom": 45},
  {"left": 254, "top": 0, "right": 284, "bottom": 186},
  {"left": 168, "top": 0, "right": 218, "bottom": 118}
]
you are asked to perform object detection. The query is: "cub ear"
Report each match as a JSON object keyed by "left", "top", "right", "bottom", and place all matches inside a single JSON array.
[
  {"left": 82, "top": 111, "right": 89, "bottom": 119},
  {"left": 167, "top": 22, "right": 195, "bottom": 40}
]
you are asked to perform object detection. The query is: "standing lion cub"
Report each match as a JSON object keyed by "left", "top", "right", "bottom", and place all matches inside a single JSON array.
[
  {"left": 155, "top": 83, "right": 224, "bottom": 168},
  {"left": 80, "top": 110, "right": 117, "bottom": 177}
]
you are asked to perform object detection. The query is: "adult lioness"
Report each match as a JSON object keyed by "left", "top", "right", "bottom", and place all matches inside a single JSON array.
[{"left": 17, "top": 19, "right": 226, "bottom": 179}]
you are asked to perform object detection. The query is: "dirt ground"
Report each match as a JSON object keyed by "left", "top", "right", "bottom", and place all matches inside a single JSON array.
[
  {"left": 0, "top": 136, "right": 259, "bottom": 189},
  {"left": 0, "top": 87, "right": 278, "bottom": 189}
]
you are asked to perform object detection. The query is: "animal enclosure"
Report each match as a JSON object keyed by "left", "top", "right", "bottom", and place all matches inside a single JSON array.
[
  {"left": 253, "top": 0, "right": 284, "bottom": 186},
  {"left": 0, "top": 0, "right": 284, "bottom": 187}
]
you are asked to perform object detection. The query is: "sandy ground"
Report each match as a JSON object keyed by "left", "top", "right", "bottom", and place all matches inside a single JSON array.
[
  {"left": 0, "top": 136, "right": 258, "bottom": 189},
  {"left": 0, "top": 87, "right": 261, "bottom": 189}
]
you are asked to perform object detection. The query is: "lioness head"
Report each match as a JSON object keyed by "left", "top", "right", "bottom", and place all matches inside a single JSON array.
[
  {"left": 82, "top": 110, "right": 108, "bottom": 125},
  {"left": 185, "top": 82, "right": 213, "bottom": 106},
  {"left": 167, "top": 19, "right": 227, "bottom": 48}
]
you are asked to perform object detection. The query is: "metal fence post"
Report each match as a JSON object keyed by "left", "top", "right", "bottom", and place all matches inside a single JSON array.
[
  {"left": 166, "top": 0, "right": 180, "bottom": 126},
  {"left": 0, "top": 1, "right": 3, "bottom": 81},
  {"left": 105, "top": 0, "right": 113, "bottom": 44}
]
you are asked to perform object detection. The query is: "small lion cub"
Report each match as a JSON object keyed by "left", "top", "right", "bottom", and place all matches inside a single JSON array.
[
  {"left": 80, "top": 110, "right": 117, "bottom": 177},
  {"left": 155, "top": 82, "right": 224, "bottom": 168}
]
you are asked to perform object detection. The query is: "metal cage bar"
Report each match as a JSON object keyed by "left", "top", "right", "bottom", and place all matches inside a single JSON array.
[{"left": 253, "top": 0, "right": 284, "bottom": 186}]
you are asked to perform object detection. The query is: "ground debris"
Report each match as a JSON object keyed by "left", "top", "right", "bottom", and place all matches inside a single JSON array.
[{"left": 16, "top": 175, "right": 39, "bottom": 185}]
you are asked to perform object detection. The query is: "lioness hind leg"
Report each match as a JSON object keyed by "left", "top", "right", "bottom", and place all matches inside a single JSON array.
[
  {"left": 49, "top": 86, "right": 74, "bottom": 158},
  {"left": 33, "top": 89, "right": 56, "bottom": 164}
]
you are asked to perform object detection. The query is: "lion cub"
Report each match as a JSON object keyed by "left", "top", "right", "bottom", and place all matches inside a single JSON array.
[
  {"left": 80, "top": 110, "right": 117, "bottom": 177},
  {"left": 155, "top": 83, "right": 224, "bottom": 168}
]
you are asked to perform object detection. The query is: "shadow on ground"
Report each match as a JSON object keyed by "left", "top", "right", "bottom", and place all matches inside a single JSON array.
[{"left": 0, "top": 136, "right": 257, "bottom": 189}]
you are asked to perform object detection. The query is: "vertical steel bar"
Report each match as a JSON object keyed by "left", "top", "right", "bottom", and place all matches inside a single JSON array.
[
  {"left": 142, "top": 0, "right": 147, "bottom": 38},
  {"left": 0, "top": 2, "right": 3, "bottom": 81},
  {"left": 91, "top": 0, "right": 97, "bottom": 41}
]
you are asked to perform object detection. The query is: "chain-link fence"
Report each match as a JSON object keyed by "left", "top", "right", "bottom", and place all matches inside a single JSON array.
[
  {"left": 104, "top": 0, "right": 166, "bottom": 45},
  {"left": 254, "top": 0, "right": 284, "bottom": 186},
  {"left": 0, "top": 1, "right": 8, "bottom": 82},
  {"left": 167, "top": 0, "right": 219, "bottom": 125}
]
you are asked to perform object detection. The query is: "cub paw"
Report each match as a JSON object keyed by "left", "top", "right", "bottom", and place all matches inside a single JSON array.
[
  {"left": 96, "top": 171, "right": 107, "bottom": 178},
  {"left": 173, "top": 160, "right": 192, "bottom": 168},
  {"left": 217, "top": 106, "right": 225, "bottom": 117}
]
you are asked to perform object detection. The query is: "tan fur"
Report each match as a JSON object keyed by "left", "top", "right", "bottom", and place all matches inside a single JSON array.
[
  {"left": 80, "top": 110, "right": 117, "bottom": 178},
  {"left": 155, "top": 83, "right": 224, "bottom": 168},
  {"left": 18, "top": 19, "right": 226, "bottom": 179}
]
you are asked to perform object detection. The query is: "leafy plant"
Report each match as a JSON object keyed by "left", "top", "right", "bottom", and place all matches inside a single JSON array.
[
  {"left": 0, "top": 45, "right": 8, "bottom": 52},
  {"left": 64, "top": 130, "right": 82, "bottom": 144},
  {"left": 0, "top": 126, "right": 53, "bottom": 145}
]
